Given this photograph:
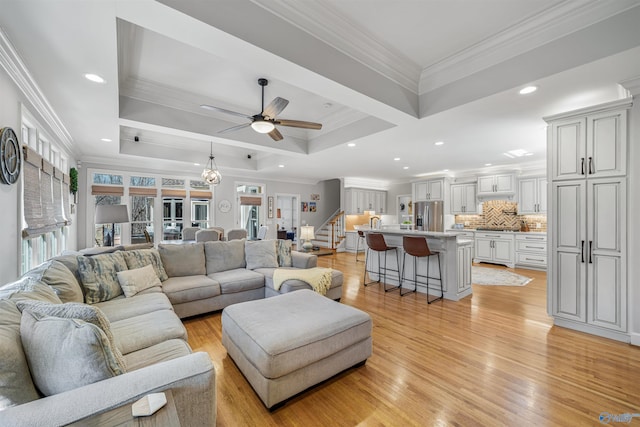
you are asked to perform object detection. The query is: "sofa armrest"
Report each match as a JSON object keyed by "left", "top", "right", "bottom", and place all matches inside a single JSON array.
[
  {"left": 292, "top": 251, "right": 318, "bottom": 269},
  {"left": 0, "top": 352, "right": 215, "bottom": 427}
]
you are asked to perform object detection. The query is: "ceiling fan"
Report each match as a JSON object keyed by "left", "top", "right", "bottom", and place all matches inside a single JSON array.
[{"left": 200, "top": 78, "right": 322, "bottom": 141}]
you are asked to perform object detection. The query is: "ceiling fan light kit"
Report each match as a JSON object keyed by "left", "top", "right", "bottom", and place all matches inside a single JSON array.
[{"left": 201, "top": 78, "right": 322, "bottom": 142}]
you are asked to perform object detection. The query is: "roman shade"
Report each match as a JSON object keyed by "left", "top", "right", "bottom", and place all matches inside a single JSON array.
[
  {"left": 161, "top": 189, "right": 187, "bottom": 198},
  {"left": 52, "top": 167, "right": 66, "bottom": 226},
  {"left": 62, "top": 173, "right": 72, "bottom": 225},
  {"left": 129, "top": 187, "right": 158, "bottom": 196},
  {"left": 92, "top": 185, "right": 124, "bottom": 196},
  {"left": 240, "top": 196, "right": 262, "bottom": 206},
  {"left": 190, "top": 190, "right": 212, "bottom": 199}
]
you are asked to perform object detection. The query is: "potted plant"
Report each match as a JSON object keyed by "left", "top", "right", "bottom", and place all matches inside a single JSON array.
[{"left": 69, "top": 167, "right": 78, "bottom": 203}]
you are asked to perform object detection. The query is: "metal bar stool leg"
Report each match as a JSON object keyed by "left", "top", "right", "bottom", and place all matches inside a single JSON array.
[
  {"left": 384, "top": 248, "right": 400, "bottom": 293},
  {"left": 400, "top": 251, "right": 417, "bottom": 296}
]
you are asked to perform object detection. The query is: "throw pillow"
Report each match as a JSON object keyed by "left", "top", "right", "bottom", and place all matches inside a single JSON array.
[
  {"left": 20, "top": 310, "right": 125, "bottom": 396},
  {"left": 15, "top": 300, "right": 126, "bottom": 371},
  {"left": 157, "top": 243, "right": 206, "bottom": 277},
  {"left": 77, "top": 252, "right": 128, "bottom": 303},
  {"left": 0, "top": 301, "right": 40, "bottom": 409},
  {"left": 0, "top": 277, "right": 62, "bottom": 304},
  {"left": 276, "top": 239, "right": 293, "bottom": 267},
  {"left": 121, "top": 249, "right": 168, "bottom": 281},
  {"left": 116, "top": 264, "right": 162, "bottom": 298},
  {"left": 22, "top": 259, "right": 84, "bottom": 303},
  {"left": 245, "top": 240, "right": 278, "bottom": 270}
]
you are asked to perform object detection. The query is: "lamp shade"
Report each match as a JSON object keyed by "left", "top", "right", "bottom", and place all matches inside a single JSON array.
[
  {"left": 95, "top": 204, "right": 129, "bottom": 224},
  {"left": 300, "top": 225, "right": 314, "bottom": 241}
]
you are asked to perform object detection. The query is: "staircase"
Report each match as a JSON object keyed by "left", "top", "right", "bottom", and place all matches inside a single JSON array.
[{"left": 311, "top": 210, "right": 345, "bottom": 251}]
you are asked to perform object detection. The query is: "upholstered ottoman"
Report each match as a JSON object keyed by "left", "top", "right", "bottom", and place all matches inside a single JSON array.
[{"left": 221, "top": 289, "right": 372, "bottom": 408}]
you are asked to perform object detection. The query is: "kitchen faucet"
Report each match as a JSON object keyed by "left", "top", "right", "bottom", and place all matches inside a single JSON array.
[{"left": 369, "top": 216, "right": 380, "bottom": 229}]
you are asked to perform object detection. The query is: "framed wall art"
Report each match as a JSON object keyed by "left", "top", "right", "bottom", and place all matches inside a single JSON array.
[{"left": 268, "top": 196, "right": 274, "bottom": 218}]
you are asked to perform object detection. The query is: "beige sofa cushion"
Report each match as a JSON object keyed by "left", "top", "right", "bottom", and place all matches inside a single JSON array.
[
  {"left": 123, "top": 339, "right": 192, "bottom": 372},
  {"left": 158, "top": 243, "right": 206, "bottom": 277},
  {"left": 20, "top": 310, "right": 125, "bottom": 396},
  {"left": 204, "top": 240, "right": 246, "bottom": 274},
  {"left": 77, "top": 252, "right": 128, "bottom": 303},
  {"left": 0, "top": 300, "right": 40, "bottom": 409},
  {"left": 208, "top": 269, "right": 265, "bottom": 294},
  {"left": 22, "top": 260, "right": 84, "bottom": 303},
  {"left": 93, "top": 292, "right": 173, "bottom": 323},
  {"left": 111, "top": 310, "right": 188, "bottom": 354},
  {"left": 161, "top": 276, "right": 220, "bottom": 305},
  {"left": 0, "top": 277, "right": 62, "bottom": 304}
]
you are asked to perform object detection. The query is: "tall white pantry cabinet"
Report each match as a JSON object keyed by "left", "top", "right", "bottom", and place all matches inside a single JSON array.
[{"left": 545, "top": 99, "right": 630, "bottom": 342}]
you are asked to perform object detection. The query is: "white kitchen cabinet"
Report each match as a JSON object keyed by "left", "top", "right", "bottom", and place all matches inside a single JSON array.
[
  {"left": 474, "top": 232, "right": 514, "bottom": 268},
  {"left": 345, "top": 188, "right": 387, "bottom": 214},
  {"left": 515, "top": 233, "right": 547, "bottom": 269},
  {"left": 457, "top": 243, "right": 472, "bottom": 293},
  {"left": 549, "top": 108, "right": 627, "bottom": 181},
  {"left": 450, "top": 183, "right": 477, "bottom": 214},
  {"left": 414, "top": 179, "right": 444, "bottom": 201},
  {"left": 518, "top": 177, "right": 547, "bottom": 214},
  {"left": 477, "top": 174, "right": 514, "bottom": 195},
  {"left": 546, "top": 100, "right": 629, "bottom": 340},
  {"left": 345, "top": 231, "right": 358, "bottom": 252}
]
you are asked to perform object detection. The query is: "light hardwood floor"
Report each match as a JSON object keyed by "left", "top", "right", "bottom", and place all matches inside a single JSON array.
[{"left": 183, "top": 252, "right": 640, "bottom": 426}]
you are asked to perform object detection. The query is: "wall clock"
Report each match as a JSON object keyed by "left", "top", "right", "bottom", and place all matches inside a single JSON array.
[
  {"left": 0, "top": 127, "right": 21, "bottom": 185},
  {"left": 218, "top": 199, "right": 231, "bottom": 213}
]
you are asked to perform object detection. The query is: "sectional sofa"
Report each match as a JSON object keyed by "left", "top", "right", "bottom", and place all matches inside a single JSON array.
[{"left": 0, "top": 238, "right": 343, "bottom": 426}]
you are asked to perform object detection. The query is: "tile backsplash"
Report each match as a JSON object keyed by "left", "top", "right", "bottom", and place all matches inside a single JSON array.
[{"left": 455, "top": 200, "right": 547, "bottom": 232}]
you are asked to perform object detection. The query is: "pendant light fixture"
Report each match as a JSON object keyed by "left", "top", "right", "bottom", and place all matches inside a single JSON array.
[{"left": 201, "top": 141, "right": 222, "bottom": 185}]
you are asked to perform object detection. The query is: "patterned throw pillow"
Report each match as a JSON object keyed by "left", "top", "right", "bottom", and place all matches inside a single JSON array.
[
  {"left": 77, "top": 252, "right": 128, "bottom": 303},
  {"left": 15, "top": 300, "right": 126, "bottom": 371},
  {"left": 116, "top": 264, "right": 162, "bottom": 298},
  {"left": 121, "top": 249, "right": 168, "bottom": 281},
  {"left": 276, "top": 239, "right": 293, "bottom": 267},
  {"left": 20, "top": 310, "right": 125, "bottom": 396}
]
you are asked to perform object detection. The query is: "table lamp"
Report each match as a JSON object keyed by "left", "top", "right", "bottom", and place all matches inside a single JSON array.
[
  {"left": 95, "top": 204, "right": 129, "bottom": 246},
  {"left": 300, "top": 225, "right": 314, "bottom": 252}
]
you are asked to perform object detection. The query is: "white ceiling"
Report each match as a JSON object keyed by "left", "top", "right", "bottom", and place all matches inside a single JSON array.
[{"left": 1, "top": 0, "right": 640, "bottom": 185}]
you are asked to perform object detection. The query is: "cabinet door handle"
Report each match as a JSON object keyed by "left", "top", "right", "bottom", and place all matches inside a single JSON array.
[
  {"left": 589, "top": 240, "right": 593, "bottom": 264},
  {"left": 588, "top": 156, "right": 594, "bottom": 174},
  {"left": 581, "top": 240, "right": 585, "bottom": 263},
  {"left": 581, "top": 157, "right": 585, "bottom": 175}
]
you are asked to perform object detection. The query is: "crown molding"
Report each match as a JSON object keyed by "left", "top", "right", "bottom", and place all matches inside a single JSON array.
[
  {"left": 0, "top": 26, "right": 75, "bottom": 155},
  {"left": 251, "top": 0, "right": 421, "bottom": 94},
  {"left": 419, "top": 0, "right": 640, "bottom": 94},
  {"left": 620, "top": 75, "right": 640, "bottom": 96}
]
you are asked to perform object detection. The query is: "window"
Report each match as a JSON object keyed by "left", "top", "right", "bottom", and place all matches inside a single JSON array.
[
  {"left": 237, "top": 183, "right": 265, "bottom": 240},
  {"left": 191, "top": 200, "right": 209, "bottom": 228},
  {"left": 130, "top": 195, "right": 154, "bottom": 244},
  {"left": 163, "top": 198, "right": 183, "bottom": 240},
  {"left": 94, "top": 195, "right": 123, "bottom": 246}
]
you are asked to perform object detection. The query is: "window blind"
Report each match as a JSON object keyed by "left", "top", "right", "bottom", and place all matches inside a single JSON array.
[
  {"left": 240, "top": 196, "right": 262, "bottom": 206},
  {"left": 91, "top": 185, "right": 124, "bottom": 196},
  {"left": 190, "top": 190, "right": 212, "bottom": 199},
  {"left": 52, "top": 167, "right": 66, "bottom": 226},
  {"left": 22, "top": 146, "right": 61, "bottom": 237},
  {"left": 161, "top": 189, "right": 187, "bottom": 198},
  {"left": 129, "top": 187, "right": 158, "bottom": 196},
  {"left": 62, "top": 173, "right": 72, "bottom": 225}
]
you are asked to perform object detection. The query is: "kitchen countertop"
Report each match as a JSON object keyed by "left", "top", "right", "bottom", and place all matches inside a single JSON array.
[{"left": 446, "top": 228, "right": 546, "bottom": 234}]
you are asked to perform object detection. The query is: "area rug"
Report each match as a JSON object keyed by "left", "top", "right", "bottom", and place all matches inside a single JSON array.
[{"left": 472, "top": 266, "right": 532, "bottom": 286}]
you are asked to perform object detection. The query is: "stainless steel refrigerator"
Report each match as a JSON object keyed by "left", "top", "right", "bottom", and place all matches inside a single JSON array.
[{"left": 413, "top": 201, "right": 444, "bottom": 232}]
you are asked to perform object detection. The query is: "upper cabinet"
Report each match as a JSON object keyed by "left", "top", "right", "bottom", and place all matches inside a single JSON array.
[
  {"left": 549, "top": 109, "right": 627, "bottom": 181},
  {"left": 476, "top": 174, "right": 514, "bottom": 196},
  {"left": 414, "top": 179, "right": 444, "bottom": 201},
  {"left": 345, "top": 188, "right": 387, "bottom": 214},
  {"left": 450, "top": 183, "right": 477, "bottom": 214},
  {"left": 518, "top": 177, "right": 547, "bottom": 214}
]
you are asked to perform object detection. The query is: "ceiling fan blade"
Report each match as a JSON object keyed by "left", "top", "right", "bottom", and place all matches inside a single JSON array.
[
  {"left": 268, "top": 128, "right": 283, "bottom": 141},
  {"left": 201, "top": 104, "right": 252, "bottom": 120},
  {"left": 275, "top": 119, "right": 322, "bottom": 130},
  {"left": 262, "top": 97, "right": 289, "bottom": 119},
  {"left": 218, "top": 123, "right": 251, "bottom": 134}
]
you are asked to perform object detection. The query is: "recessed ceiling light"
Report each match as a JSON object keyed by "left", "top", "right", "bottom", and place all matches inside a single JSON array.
[
  {"left": 394, "top": 157, "right": 400, "bottom": 161},
  {"left": 193, "top": 163, "right": 200, "bottom": 166},
  {"left": 84, "top": 73, "right": 105, "bottom": 84},
  {"left": 485, "top": 163, "right": 492, "bottom": 166},
  {"left": 519, "top": 86, "right": 537, "bottom": 95},
  {"left": 100, "top": 138, "right": 112, "bottom": 142},
  {"left": 524, "top": 152, "right": 534, "bottom": 156},
  {"left": 434, "top": 141, "right": 444, "bottom": 146},
  {"left": 323, "top": 103, "right": 333, "bottom": 108},
  {"left": 278, "top": 164, "right": 284, "bottom": 168},
  {"left": 443, "top": 169, "right": 449, "bottom": 172},
  {"left": 403, "top": 166, "right": 409, "bottom": 170},
  {"left": 347, "top": 143, "right": 356, "bottom": 147}
]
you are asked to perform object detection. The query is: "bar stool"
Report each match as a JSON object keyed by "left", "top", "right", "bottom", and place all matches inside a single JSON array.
[
  {"left": 355, "top": 230, "right": 366, "bottom": 262},
  {"left": 400, "top": 236, "right": 443, "bottom": 303},
  {"left": 363, "top": 233, "right": 400, "bottom": 293}
]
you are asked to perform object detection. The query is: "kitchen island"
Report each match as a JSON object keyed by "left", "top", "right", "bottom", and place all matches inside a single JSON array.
[{"left": 363, "top": 229, "right": 473, "bottom": 301}]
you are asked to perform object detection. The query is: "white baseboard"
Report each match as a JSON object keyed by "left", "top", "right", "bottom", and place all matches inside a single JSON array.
[{"left": 630, "top": 333, "right": 640, "bottom": 347}]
